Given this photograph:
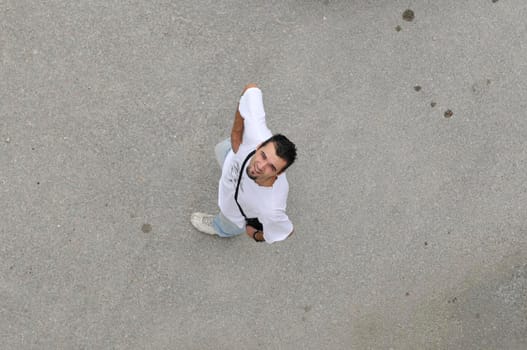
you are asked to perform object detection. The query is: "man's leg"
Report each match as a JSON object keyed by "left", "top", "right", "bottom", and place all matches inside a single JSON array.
[
  {"left": 212, "top": 139, "right": 245, "bottom": 236},
  {"left": 212, "top": 212, "right": 245, "bottom": 237},
  {"left": 191, "top": 212, "right": 244, "bottom": 237},
  {"left": 191, "top": 138, "right": 242, "bottom": 237},
  {"left": 214, "top": 138, "right": 231, "bottom": 168}
]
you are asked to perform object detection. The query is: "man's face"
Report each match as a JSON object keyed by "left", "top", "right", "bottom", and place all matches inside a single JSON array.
[{"left": 247, "top": 142, "right": 287, "bottom": 183}]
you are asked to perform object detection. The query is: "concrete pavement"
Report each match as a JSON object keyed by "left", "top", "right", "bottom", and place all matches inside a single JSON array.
[{"left": 1, "top": 1, "right": 526, "bottom": 349}]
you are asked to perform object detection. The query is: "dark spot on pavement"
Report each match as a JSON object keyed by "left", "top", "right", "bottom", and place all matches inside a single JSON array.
[
  {"left": 475, "top": 313, "right": 480, "bottom": 319},
  {"left": 37, "top": 182, "right": 40, "bottom": 185},
  {"left": 444, "top": 109, "right": 454, "bottom": 118},
  {"left": 487, "top": 79, "right": 491, "bottom": 85},
  {"left": 424, "top": 241, "right": 428, "bottom": 246},
  {"left": 403, "top": 9, "right": 415, "bottom": 22},
  {"left": 492, "top": 0, "right": 498, "bottom": 3},
  {"left": 142, "top": 224, "right": 152, "bottom": 233},
  {"left": 414, "top": 85, "right": 421, "bottom": 92},
  {"left": 395, "top": 25, "right": 402, "bottom": 32},
  {"left": 304, "top": 305, "right": 312, "bottom": 312},
  {"left": 431, "top": 102, "right": 437, "bottom": 108},
  {"left": 406, "top": 292, "right": 410, "bottom": 296}
]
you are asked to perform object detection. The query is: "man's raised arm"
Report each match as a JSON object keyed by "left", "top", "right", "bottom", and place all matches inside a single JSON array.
[{"left": 231, "top": 83, "right": 258, "bottom": 153}]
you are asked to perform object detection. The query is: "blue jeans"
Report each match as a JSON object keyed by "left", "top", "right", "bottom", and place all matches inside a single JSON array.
[{"left": 213, "top": 138, "right": 245, "bottom": 238}]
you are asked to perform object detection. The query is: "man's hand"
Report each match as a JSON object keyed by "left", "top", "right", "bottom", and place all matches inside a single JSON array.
[
  {"left": 241, "top": 83, "right": 258, "bottom": 95},
  {"left": 246, "top": 225, "right": 265, "bottom": 242}
]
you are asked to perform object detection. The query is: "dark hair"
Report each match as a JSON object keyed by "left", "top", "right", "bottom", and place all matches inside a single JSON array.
[{"left": 260, "top": 134, "right": 297, "bottom": 173}]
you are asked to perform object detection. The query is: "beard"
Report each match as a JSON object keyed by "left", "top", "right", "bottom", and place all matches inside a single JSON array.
[{"left": 246, "top": 166, "right": 257, "bottom": 180}]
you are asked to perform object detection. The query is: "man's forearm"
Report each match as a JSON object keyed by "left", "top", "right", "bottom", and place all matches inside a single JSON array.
[{"left": 231, "top": 108, "right": 244, "bottom": 153}]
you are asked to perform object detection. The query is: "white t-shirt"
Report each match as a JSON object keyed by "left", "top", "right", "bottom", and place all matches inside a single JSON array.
[{"left": 218, "top": 88, "right": 293, "bottom": 243}]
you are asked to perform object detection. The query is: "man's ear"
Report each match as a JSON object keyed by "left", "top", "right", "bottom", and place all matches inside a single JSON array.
[{"left": 277, "top": 162, "right": 288, "bottom": 175}]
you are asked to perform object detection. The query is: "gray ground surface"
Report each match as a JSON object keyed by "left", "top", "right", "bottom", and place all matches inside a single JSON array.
[{"left": 2, "top": 0, "right": 527, "bottom": 349}]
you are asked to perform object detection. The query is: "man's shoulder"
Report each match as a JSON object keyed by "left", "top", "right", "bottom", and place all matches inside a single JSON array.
[
  {"left": 233, "top": 144, "right": 257, "bottom": 162},
  {"left": 270, "top": 175, "right": 289, "bottom": 199},
  {"left": 260, "top": 179, "right": 290, "bottom": 220}
]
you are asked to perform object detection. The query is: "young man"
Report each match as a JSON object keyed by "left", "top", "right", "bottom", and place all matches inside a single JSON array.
[{"left": 191, "top": 83, "right": 297, "bottom": 243}]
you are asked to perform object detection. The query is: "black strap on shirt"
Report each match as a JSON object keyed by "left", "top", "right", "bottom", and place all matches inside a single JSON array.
[
  {"left": 234, "top": 150, "right": 256, "bottom": 220},
  {"left": 234, "top": 150, "right": 264, "bottom": 240}
]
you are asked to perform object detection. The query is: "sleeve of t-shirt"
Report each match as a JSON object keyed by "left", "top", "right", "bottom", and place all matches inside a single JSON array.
[
  {"left": 238, "top": 87, "right": 272, "bottom": 146},
  {"left": 262, "top": 210, "right": 293, "bottom": 244}
]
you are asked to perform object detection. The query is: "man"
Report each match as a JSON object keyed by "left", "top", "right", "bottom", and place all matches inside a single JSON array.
[{"left": 191, "top": 83, "right": 297, "bottom": 243}]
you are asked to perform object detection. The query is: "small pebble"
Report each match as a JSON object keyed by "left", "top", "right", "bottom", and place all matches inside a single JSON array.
[
  {"left": 395, "top": 25, "right": 402, "bottom": 32},
  {"left": 142, "top": 224, "right": 152, "bottom": 233},
  {"left": 402, "top": 9, "right": 415, "bottom": 22},
  {"left": 444, "top": 110, "right": 454, "bottom": 118},
  {"left": 414, "top": 86, "right": 421, "bottom": 92},
  {"left": 431, "top": 102, "right": 437, "bottom": 108}
]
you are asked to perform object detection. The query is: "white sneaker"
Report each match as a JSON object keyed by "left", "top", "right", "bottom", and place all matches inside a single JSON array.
[{"left": 191, "top": 212, "right": 217, "bottom": 235}]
